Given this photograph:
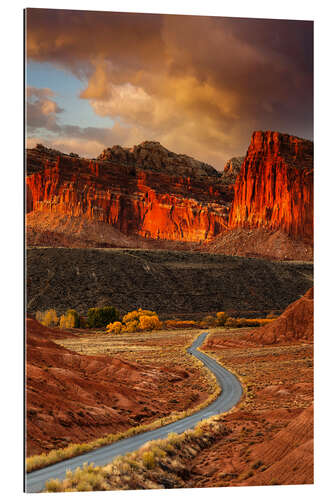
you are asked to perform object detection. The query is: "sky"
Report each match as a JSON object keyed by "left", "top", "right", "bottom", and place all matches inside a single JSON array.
[{"left": 25, "top": 8, "right": 313, "bottom": 169}]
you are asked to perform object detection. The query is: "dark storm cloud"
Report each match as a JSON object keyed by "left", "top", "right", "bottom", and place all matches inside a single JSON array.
[{"left": 26, "top": 8, "right": 313, "bottom": 167}]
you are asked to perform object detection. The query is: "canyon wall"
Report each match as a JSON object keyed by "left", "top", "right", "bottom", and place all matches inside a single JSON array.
[
  {"left": 228, "top": 131, "right": 313, "bottom": 242},
  {"left": 26, "top": 144, "right": 232, "bottom": 243},
  {"left": 26, "top": 132, "right": 314, "bottom": 254}
]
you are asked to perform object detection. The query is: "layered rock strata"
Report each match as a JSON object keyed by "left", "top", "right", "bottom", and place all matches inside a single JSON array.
[
  {"left": 26, "top": 145, "right": 232, "bottom": 243},
  {"left": 228, "top": 131, "right": 313, "bottom": 243}
]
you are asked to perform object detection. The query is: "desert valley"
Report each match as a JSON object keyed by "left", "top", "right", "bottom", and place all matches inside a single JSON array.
[
  {"left": 25, "top": 129, "right": 313, "bottom": 492},
  {"left": 24, "top": 8, "right": 314, "bottom": 494}
]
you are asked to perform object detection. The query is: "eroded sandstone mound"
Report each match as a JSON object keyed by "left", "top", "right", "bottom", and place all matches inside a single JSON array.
[
  {"left": 247, "top": 404, "right": 313, "bottom": 485},
  {"left": 251, "top": 287, "right": 313, "bottom": 344},
  {"left": 26, "top": 318, "right": 193, "bottom": 455}
]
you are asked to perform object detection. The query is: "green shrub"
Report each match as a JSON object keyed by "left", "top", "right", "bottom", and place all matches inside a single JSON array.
[
  {"left": 66, "top": 309, "right": 80, "bottom": 327},
  {"left": 87, "top": 306, "right": 120, "bottom": 328},
  {"left": 79, "top": 316, "right": 87, "bottom": 328},
  {"left": 59, "top": 309, "right": 80, "bottom": 329}
]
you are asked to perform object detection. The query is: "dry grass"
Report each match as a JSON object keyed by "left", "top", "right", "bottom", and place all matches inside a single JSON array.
[
  {"left": 44, "top": 416, "right": 229, "bottom": 492},
  {"left": 203, "top": 330, "right": 313, "bottom": 413},
  {"left": 42, "top": 328, "right": 313, "bottom": 492},
  {"left": 183, "top": 328, "right": 314, "bottom": 489},
  {"left": 27, "top": 328, "right": 220, "bottom": 473}
]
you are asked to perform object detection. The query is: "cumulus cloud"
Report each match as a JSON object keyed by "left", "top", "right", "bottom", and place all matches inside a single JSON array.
[
  {"left": 26, "top": 86, "right": 63, "bottom": 132},
  {"left": 26, "top": 9, "right": 313, "bottom": 167}
]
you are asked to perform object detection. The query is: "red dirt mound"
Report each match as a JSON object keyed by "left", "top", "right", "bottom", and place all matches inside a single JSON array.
[
  {"left": 26, "top": 318, "right": 190, "bottom": 456},
  {"left": 247, "top": 404, "right": 313, "bottom": 485},
  {"left": 250, "top": 287, "right": 313, "bottom": 344}
]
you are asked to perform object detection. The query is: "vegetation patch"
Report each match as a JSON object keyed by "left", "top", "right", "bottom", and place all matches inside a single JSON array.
[
  {"left": 107, "top": 308, "right": 162, "bottom": 334},
  {"left": 26, "top": 330, "right": 221, "bottom": 473},
  {"left": 44, "top": 417, "right": 230, "bottom": 492}
]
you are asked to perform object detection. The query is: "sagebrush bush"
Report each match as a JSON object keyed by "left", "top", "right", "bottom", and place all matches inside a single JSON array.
[
  {"left": 225, "top": 317, "right": 275, "bottom": 328},
  {"left": 164, "top": 320, "right": 197, "bottom": 329},
  {"left": 87, "top": 306, "right": 120, "bottom": 328},
  {"left": 45, "top": 479, "right": 62, "bottom": 492},
  {"left": 142, "top": 451, "right": 156, "bottom": 469},
  {"left": 199, "top": 315, "right": 217, "bottom": 328}
]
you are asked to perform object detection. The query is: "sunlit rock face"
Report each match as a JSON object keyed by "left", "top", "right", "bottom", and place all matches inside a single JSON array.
[
  {"left": 26, "top": 132, "right": 313, "bottom": 249},
  {"left": 228, "top": 131, "right": 313, "bottom": 243},
  {"left": 26, "top": 144, "right": 233, "bottom": 243}
]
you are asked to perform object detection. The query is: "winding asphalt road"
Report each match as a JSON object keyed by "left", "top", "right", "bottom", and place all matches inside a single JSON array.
[{"left": 25, "top": 332, "right": 243, "bottom": 492}]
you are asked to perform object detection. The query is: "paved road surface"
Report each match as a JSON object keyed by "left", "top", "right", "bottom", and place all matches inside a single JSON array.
[{"left": 25, "top": 331, "right": 243, "bottom": 492}]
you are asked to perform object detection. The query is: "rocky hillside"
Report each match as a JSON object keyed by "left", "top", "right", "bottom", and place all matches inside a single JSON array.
[
  {"left": 26, "top": 248, "right": 313, "bottom": 317},
  {"left": 220, "top": 156, "right": 244, "bottom": 184},
  {"left": 203, "top": 228, "right": 313, "bottom": 261},
  {"left": 97, "top": 141, "right": 220, "bottom": 177}
]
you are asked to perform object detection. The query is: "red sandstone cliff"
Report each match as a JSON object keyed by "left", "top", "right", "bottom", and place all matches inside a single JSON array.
[
  {"left": 26, "top": 143, "right": 232, "bottom": 244},
  {"left": 26, "top": 132, "right": 313, "bottom": 257},
  {"left": 228, "top": 131, "right": 313, "bottom": 243}
]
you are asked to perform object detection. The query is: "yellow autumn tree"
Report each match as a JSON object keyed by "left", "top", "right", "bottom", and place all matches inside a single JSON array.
[
  {"left": 139, "top": 315, "right": 162, "bottom": 331},
  {"left": 122, "top": 308, "right": 157, "bottom": 324},
  {"left": 106, "top": 321, "right": 122, "bottom": 334},
  {"left": 36, "top": 309, "right": 59, "bottom": 327},
  {"left": 122, "top": 320, "right": 139, "bottom": 333}
]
